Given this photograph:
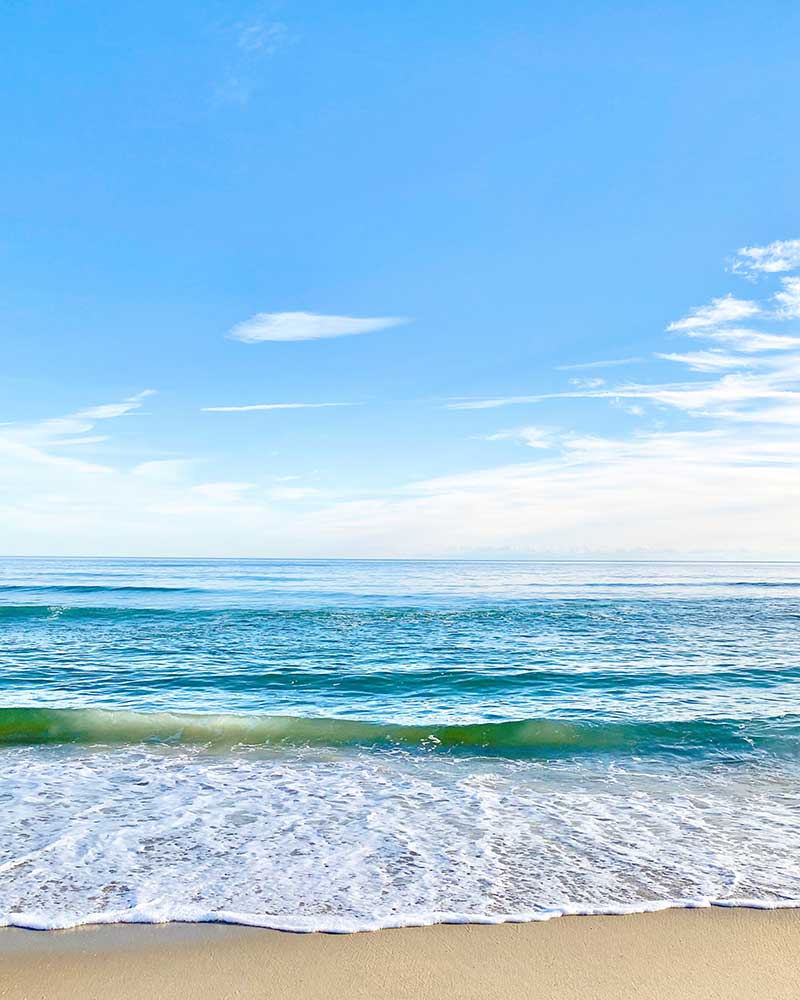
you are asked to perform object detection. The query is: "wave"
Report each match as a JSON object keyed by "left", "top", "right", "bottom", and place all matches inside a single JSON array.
[
  {"left": 0, "top": 706, "right": 795, "bottom": 756},
  {"left": 0, "top": 603, "right": 212, "bottom": 620}
]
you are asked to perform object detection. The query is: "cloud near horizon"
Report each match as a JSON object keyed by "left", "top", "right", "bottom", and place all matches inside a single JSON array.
[
  {"left": 2, "top": 240, "right": 800, "bottom": 558},
  {"left": 227, "top": 311, "right": 407, "bottom": 343}
]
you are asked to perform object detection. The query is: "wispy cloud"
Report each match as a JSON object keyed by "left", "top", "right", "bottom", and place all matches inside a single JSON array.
[
  {"left": 456, "top": 368, "right": 800, "bottom": 424},
  {"left": 76, "top": 391, "right": 156, "bottom": 421},
  {"left": 732, "top": 239, "right": 800, "bottom": 276},
  {"left": 299, "top": 423, "right": 800, "bottom": 557},
  {"left": 554, "top": 357, "right": 641, "bottom": 370},
  {"left": 268, "top": 486, "right": 321, "bottom": 501},
  {"left": 132, "top": 459, "right": 195, "bottom": 483},
  {"left": 46, "top": 435, "right": 110, "bottom": 447},
  {"left": 235, "top": 18, "right": 288, "bottom": 54},
  {"left": 656, "top": 350, "right": 764, "bottom": 372},
  {"left": 228, "top": 311, "right": 407, "bottom": 343},
  {"left": 0, "top": 392, "right": 161, "bottom": 531},
  {"left": 667, "top": 294, "right": 759, "bottom": 331},
  {"left": 191, "top": 482, "right": 254, "bottom": 503},
  {"left": 698, "top": 328, "right": 800, "bottom": 352},
  {"left": 213, "top": 16, "right": 294, "bottom": 107},
  {"left": 451, "top": 239, "right": 800, "bottom": 422},
  {"left": 570, "top": 377, "right": 605, "bottom": 389},
  {"left": 202, "top": 402, "right": 355, "bottom": 412},
  {"left": 774, "top": 276, "right": 800, "bottom": 319},
  {"left": 447, "top": 395, "right": 543, "bottom": 411},
  {"left": 482, "top": 426, "right": 554, "bottom": 448},
  {"left": 3, "top": 391, "right": 155, "bottom": 448}
]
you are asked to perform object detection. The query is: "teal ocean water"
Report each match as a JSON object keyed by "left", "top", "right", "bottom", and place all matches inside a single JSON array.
[{"left": 1, "top": 559, "right": 799, "bottom": 930}]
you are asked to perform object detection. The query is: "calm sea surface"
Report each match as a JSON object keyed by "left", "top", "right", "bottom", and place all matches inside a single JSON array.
[{"left": 1, "top": 558, "right": 799, "bottom": 930}]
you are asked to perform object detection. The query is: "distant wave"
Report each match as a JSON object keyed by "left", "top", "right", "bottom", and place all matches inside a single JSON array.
[
  {"left": 0, "top": 584, "right": 207, "bottom": 594},
  {"left": 1, "top": 579, "right": 797, "bottom": 598},
  {"left": 0, "top": 706, "right": 796, "bottom": 757}
]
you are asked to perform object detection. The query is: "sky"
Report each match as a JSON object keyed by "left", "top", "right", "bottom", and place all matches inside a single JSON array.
[{"left": 2, "top": 0, "right": 800, "bottom": 558}]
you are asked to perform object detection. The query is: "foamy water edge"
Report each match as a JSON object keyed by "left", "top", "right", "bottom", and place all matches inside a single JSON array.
[{"left": 4, "top": 897, "right": 800, "bottom": 933}]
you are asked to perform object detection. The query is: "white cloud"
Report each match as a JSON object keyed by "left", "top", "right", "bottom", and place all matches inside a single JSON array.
[
  {"left": 228, "top": 311, "right": 406, "bottom": 343},
  {"left": 3, "top": 399, "right": 800, "bottom": 558},
  {"left": 570, "top": 377, "right": 605, "bottom": 389},
  {"left": 450, "top": 344, "right": 800, "bottom": 423},
  {"left": 534, "top": 369, "right": 799, "bottom": 420},
  {"left": 698, "top": 328, "right": 800, "bottom": 352},
  {"left": 192, "top": 482, "right": 254, "bottom": 503},
  {"left": 236, "top": 19, "right": 288, "bottom": 54},
  {"left": 47, "top": 435, "right": 110, "bottom": 447},
  {"left": 202, "top": 402, "right": 353, "bottom": 412},
  {"left": 732, "top": 239, "right": 800, "bottom": 275},
  {"left": 296, "top": 425, "right": 800, "bottom": 557},
  {"left": 2, "top": 391, "right": 155, "bottom": 448},
  {"left": 213, "top": 17, "right": 293, "bottom": 107},
  {"left": 132, "top": 460, "right": 195, "bottom": 483},
  {"left": 3, "top": 240, "right": 800, "bottom": 558},
  {"left": 555, "top": 357, "right": 641, "bottom": 370},
  {"left": 447, "top": 395, "right": 542, "bottom": 410},
  {"left": 77, "top": 391, "right": 155, "bottom": 421},
  {"left": 483, "top": 427, "right": 554, "bottom": 448},
  {"left": 268, "top": 486, "right": 321, "bottom": 501},
  {"left": 453, "top": 257, "right": 800, "bottom": 422},
  {"left": 656, "top": 350, "right": 763, "bottom": 372},
  {"left": 667, "top": 295, "right": 760, "bottom": 331},
  {"left": 0, "top": 436, "right": 111, "bottom": 476},
  {"left": 773, "top": 276, "right": 800, "bottom": 319}
]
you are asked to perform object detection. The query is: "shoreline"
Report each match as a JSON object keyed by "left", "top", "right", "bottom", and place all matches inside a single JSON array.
[
  {"left": 3, "top": 896, "right": 799, "bottom": 933},
  {"left": 3, "top": 907, "right": 800, "bottom": 999}
]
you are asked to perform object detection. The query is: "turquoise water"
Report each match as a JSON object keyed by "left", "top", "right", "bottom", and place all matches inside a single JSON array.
[{"left": 1, "top": 559, "right": 799, "bottom": 930}]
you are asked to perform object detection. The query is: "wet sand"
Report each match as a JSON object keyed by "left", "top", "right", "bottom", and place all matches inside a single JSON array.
[{"left": 2, "top": 907, "right": 799, "bottom": 999}]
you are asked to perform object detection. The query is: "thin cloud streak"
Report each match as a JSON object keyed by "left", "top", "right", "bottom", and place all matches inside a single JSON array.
[
  {"left": 656, "top": 350, "right": 764, "bottom": 372},
  {"left": 202, "top": 402, "right": 355, "bottom": 412},
  {"left": 228, "top": 311, "right": 407, "bottom": 343},
  {"left": 696, "top": 328, "right": 800, "bottom": 352},
  {"left": 554, "top": 357, "right": 642, "bottom": 370},
  {"left": 447, "top": 395, "right": 543, "bottom": 410}
]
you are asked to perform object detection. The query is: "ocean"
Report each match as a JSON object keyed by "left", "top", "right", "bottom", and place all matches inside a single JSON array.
[{"left": 1, "top": 558, "right": 799, "bottom": 931}]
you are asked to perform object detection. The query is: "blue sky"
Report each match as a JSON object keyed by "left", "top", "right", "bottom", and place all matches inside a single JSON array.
[{"left": 2, "top": 1, "right": 800, "bottom": 557}]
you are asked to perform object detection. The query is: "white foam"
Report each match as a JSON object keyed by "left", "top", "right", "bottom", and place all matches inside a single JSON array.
[{"left": 1, "top": 744, "right": 799, "bottom": 932}]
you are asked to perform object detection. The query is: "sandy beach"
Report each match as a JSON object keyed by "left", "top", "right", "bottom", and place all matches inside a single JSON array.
[{"left": 2, "top": 907, "right": 799, "bottom": 1000}]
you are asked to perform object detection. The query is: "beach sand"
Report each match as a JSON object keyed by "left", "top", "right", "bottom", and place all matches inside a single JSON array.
[{"left": 1, "top": 907, "right": 798, "bottom": 999}]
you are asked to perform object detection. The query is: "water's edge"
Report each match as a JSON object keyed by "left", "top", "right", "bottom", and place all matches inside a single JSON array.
[{"left": 4, "top": 898, "right": 800, "bottom": 934}]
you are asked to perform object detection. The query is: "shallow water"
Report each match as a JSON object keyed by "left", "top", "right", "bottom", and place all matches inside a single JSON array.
[{"left": 1, "top": 558, "right": 799, "bottom": 930}]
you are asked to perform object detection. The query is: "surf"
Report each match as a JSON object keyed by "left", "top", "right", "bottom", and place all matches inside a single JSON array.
[{"left": 0, "top": 705, "right": 795, "bottom": 757}]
